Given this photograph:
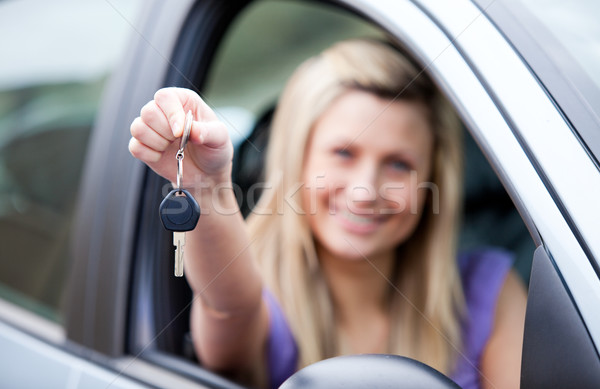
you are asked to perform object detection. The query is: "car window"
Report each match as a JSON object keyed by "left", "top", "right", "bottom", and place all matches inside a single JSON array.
[
  {"left": 518, "top": 0, "right": 600, "bottom": 94},
  {"left": 136, "top": 0, "right": 533, "bottom": 378},
  {"left": 520, "top": 0, "right": 600, "bottom": 166},
  {"left": 0, "top": 0, "right": 142, "bottom": 324}
]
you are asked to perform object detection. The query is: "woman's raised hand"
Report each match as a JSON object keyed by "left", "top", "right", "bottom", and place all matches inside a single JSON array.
[{"left": 129, "top": 87, "right": 233, "bottom": 189}]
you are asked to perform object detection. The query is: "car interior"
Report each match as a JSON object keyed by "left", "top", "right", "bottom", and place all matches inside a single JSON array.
[{"left": 127, "top": 0, "right": 535, "bottom": 387}]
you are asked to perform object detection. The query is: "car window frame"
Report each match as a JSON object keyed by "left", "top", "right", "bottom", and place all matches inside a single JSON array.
[
  {"left": 129, "top": 0, "right": 535, "bottom": 382},
  {"left": 130, "top": 0, "right": 544, "bottom": 385}
]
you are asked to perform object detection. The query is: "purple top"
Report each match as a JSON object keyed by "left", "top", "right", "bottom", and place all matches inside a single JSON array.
[{"left": 263, "top": 248, "right": 513, "bottom": 389}]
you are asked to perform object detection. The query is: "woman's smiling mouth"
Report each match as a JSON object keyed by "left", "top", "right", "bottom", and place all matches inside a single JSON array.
[{"left": 336, "top": 209, "right": 387, "bottom": 234}]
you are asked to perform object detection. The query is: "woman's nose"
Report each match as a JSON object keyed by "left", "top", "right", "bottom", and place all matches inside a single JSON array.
[
  {"left": 346, "top": 163, "right": 379, "bottom": 206},
  {"left": 348, "top": 182, "right": 377, "bottom": 203}
]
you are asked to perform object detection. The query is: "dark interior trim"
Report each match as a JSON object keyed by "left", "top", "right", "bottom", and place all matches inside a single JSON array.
[{"left": 521, "top": 246, "right": 600, "bottom": 388}]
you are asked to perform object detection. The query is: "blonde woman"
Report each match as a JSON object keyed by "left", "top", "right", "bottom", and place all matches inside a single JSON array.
[{"left": 129, "top": 39, "right": 527, "bottom": 389}]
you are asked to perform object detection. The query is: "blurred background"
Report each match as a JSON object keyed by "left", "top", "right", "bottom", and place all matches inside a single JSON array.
[{"left": 0, "top": 0, "right": 143, "bottom": 322}]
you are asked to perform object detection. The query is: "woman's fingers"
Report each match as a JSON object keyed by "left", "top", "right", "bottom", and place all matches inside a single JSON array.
[
  {"left": 154, "top": 87, "right": 197, "bottom": 137},
  {"left": 187, "top": 120, "right": 233, "bottom": 176},
  {"left": 139, "top": 100, "right": 175, "bottom": 142},
  {"left": 128, "top": 137, "right": 163, "bottom": 164},
  {"left": 129, "top": 87, "right": 233, "bottom": 183},
  {"left": 191, "top": 120, "right": 230, "bottom": 149},
  {"left": 130, "top": 117, "right": 171, "bottom": 152}
]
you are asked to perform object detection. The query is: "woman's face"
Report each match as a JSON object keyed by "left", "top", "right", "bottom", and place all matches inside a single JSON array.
[{"left": 302, "top": 90, "right": 434, "bottom": 263}]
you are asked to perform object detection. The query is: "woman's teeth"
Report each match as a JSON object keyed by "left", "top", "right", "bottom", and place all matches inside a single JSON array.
[{"left": 343, "top": 211, "right": 376, "bottom": 224}]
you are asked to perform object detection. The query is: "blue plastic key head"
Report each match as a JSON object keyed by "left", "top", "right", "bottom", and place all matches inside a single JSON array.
[{"left": 159, "top": 189, "right": 200, "bottom": 232}]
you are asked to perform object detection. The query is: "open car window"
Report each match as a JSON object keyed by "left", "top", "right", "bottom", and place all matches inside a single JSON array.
[{"left": 129, "top": 1, "right": 534, "bottom": 387}]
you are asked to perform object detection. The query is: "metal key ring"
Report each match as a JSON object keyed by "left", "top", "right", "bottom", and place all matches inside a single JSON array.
[
  {"left": 179, "top": 110, "right": 193, "bottom": 153},
  {"left": 175, "top": 110, "right": 193, "bottom": 192},
  {"left": 176, "top": 153, "right": 184, "bottom": 192}
]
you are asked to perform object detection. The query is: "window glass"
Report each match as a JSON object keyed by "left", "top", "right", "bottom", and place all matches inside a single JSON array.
[
  {"left": 517, "top": 0, "right": 600, "bottom": 91},
  {"left": 0, "top": 0, "right": 142, "bottom": 323},
  {"left": 487, "top": 0, "right": 600, "bottom": 165}
]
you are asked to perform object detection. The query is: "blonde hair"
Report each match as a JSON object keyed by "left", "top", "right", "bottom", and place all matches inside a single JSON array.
[{"left": 246, "top": 39, "right": 464, "bottom": 374}]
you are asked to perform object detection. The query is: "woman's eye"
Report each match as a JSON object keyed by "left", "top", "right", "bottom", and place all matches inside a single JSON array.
[
  {"left": 334, "top": 148, "right": 352, "bottom": 158},
  {"left": 390, "top": 160, "right": 410, "bottom": 171}
]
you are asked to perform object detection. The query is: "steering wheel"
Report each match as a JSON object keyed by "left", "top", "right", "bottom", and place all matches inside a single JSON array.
[{"left": 279, "top": 354, "right": 461, "bottom": 389}]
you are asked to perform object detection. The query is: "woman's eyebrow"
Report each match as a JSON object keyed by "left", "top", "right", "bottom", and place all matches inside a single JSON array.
[{"left": 323, "top": 136, "right": 356, "bottom": 149}]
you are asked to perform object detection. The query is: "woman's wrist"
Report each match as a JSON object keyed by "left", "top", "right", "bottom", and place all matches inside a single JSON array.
[
  {"left": 191, "top": 167, "right": 240, "bottom": 216},
  {"left": 196, "top": 181, "right": 239, "bottom": 214}
]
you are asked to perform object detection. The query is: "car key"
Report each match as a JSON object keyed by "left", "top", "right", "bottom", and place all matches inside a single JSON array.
[
  {"left": 158, "top": 110, "right": 200, "bottom": 277},
  {"left": 160, "top": 189, "right": 200, "bottom": 276}
]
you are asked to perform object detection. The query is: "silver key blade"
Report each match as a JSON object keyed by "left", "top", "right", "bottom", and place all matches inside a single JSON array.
[{"left": 173, "top": 231, "right": 186, "bottom": 277}]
